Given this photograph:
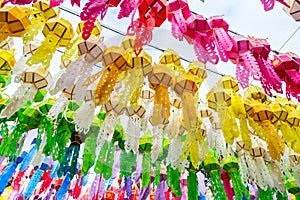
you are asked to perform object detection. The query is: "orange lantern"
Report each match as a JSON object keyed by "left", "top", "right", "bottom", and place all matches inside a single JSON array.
[{"left": 0, "top": 6, "right": 31, "bottom": 42}]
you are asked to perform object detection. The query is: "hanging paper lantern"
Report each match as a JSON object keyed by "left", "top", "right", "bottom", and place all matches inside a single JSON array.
[
  {"left": 226, "top": 35, "right": 261, "bottom": 89},
  {"left": 1, "top": 65, "right": 51, "bottom": 118},
  {"left": 185, "top": 14, "right": 219, "bottom": 64},
  {"left": 167, "top": 0, "right": 191, "bottom": 41},
  {"left": 222, "top": 156, "right": 250, "bottom": 200},
  {"left": 96, "top": 100, "right": 125, "bottom": 149},
  {"left": 94, "top": 46, "right": 131, "bottom": 106},
  {"left": 119, "top": 47, "right": 152, "bottom": 109},
  {"left": 19, "top": 106, "right": 42, "bottom": 130},
  {"left": 246, "top": 100, "right": 285, "bottom": 161},
  {"left": 26, "top": 17, "right": 74, "bottom": 68},
  {"left": 0, "top": 6, "right": 31, "bottom": 42},
  {"left": 148, "top": 64, "right": 172, "bottom": 126},
  {"left": 124, "top": 104, "right": 146, "bottom": 153},
  {"left": 272, "top": 53, "right": 300, "bottom": 101},
  {"left": 249, "top": 36, "right": 282, "bottom": 96},
  {"left": 32, "top": 1, "right": 60, "bottom": 20},
  {"left": 203, "top": 151, "right": 228, "bottom": 199},
  {"left": 208, "top": 16, "right": 234, "bottom": 62}
]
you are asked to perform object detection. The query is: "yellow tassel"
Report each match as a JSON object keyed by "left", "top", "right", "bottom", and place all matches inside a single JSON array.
[
  {"left": 94, "top": 64, "right": 119, "bottom": 106},
  {"left": 61, "top": 36, "right": 82, "bottom": 63},
  {"left": 181, "top": 92, "right": 198, "bottom": 130},
  {"left": 222, "top": 107, "right": 239, "bottom": 145},
  {"left": 261, "top": 120, "right": 285, "bottom": 161},
  {"left": 231, "top": 94, "right": 252, "bottom": 148},
  {"left": 26, "top": 33, "right": 58, "bottom": 68},
  {"left": 130, "top": 68, "right": 144, "bottom": 109},
  {"left": 278, "top": 121, "right": 296, "bottom": 150},
  {"left": 22, "top": 11, "right": 45, "bottom": 45},
  {"left": 154, "top": 85, "right": 170, "bottom": 118}
]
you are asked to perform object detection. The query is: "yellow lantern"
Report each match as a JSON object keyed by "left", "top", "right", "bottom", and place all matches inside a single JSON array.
[
  {"left": 0, "top": 49, "right": 15, "bottom": 76},
  {"left": 33, "top": 1, "right": 60, "bottom": 20},
  {"left": 94, "top": 46, "right": 131, "bottom": 106},
  {"left": 1, "top": 65, "right": 51, "bottom": 118},
  {"left": 26, "top": 18, "right": 74, "bottom": 68},
  {"left": 148, "top": 64, "right": 172, "bottom": 126},
  {"left": 246, "top": 100, "right": 285, "bottom": 161},
  {"left": 0, "top": 6, "right": 31, "bottom": 42},
  {"left": 62, "top": 20, "right": 102, "bottom": 63},
  {"left": 174, "top": 73, "right": 198, "bottom": 130}
]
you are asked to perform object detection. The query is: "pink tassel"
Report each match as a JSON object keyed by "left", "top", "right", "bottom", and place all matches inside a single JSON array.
[
  {"left": 118, "top": 0, "right": 139, "bottom": 19},
  {"left": 260, "top": 0, "right": 275, "bottom": 11},
  {"left": 287, "top": 70, "right": 300, "bottom": 85},
  {"left": 50, "top": 0, "right": 64, "bottom": 7},
  {"left": 220, "top": 169, "right": 234, "bottom": 200}
]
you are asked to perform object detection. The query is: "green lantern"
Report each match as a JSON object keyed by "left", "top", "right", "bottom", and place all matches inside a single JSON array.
[
  {"left": 19, "top": 106, "right": 41, "bottom": 130},
  {"left": 37, "top": 98, "right": 55, "bottom": 115},
  {"left": 222, "top": 156, "right": 250, "bottom": 200}
]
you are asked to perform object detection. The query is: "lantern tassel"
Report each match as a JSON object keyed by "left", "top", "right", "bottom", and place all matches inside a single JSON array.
[{"left": 94, "top": 64, "right": 119, "bottom": 106}]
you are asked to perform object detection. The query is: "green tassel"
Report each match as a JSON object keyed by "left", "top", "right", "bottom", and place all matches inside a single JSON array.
[
  {"left": 230, "top": 170, "right": 250, "bottom": 200},
  {"left": 141, "top": 152, "right": 151, "bottom": 188},
  {"left": 42, "top": 117, "right": 55, "bottom": 157},
  {"left": 120, "top": 151, "right": 137, "bottom": 178},
  {"left": 102, "top": 142, "right": 115, "bottom": 180},
  {"left": 258, "top": 187, "right": 274, "bottom": 200},
  {"left": 209, "top": 170, "right": 228, "bottom": 200},
  {"left": 155, "top": 161, "right": 161, "bottom": 186},
  {"left": 0, "top": 122, "right": 9, "bottom": 157},
  {"left": 276, "top": 190, "right": 288, "bottom": 200},
  {"left": 167, "top": 165, "right": 182, "bottom": 197},
  {"left": 94, "top": 141, "right": 108, "bottom": 174},
  {"left": 187, "top": 170, "right": 198, "bottom": 200},
  {"left": 82, "top": 134, "right": 96, "bottom": 175},
  {"left": 8, "top": 123, "right": 27, "bottom": 159}
]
